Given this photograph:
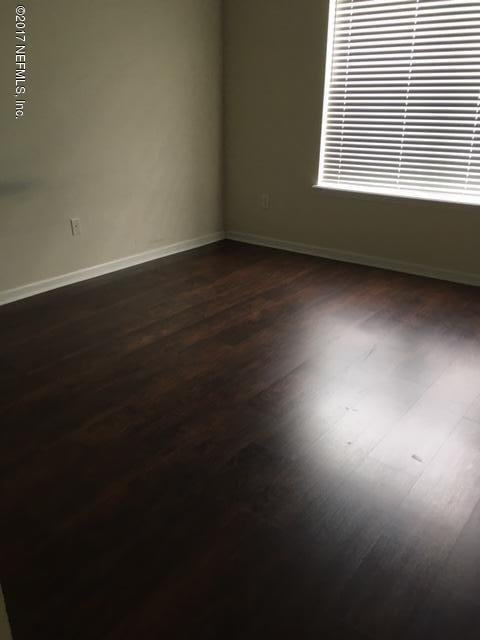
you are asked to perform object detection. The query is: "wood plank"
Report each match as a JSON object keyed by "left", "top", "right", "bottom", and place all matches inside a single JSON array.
[{"left": 1, "top": 240, "right": 480, "bottom": 639}]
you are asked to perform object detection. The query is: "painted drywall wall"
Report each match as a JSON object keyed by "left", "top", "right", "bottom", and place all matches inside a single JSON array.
[
  {"left": 224, "top": 0, "right": 480, "bottom": 278},
  {"left": 0, "top": 0, "right": 222, "bottom": 292}
]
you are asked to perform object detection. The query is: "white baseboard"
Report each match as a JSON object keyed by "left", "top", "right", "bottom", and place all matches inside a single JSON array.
[
  {"left": 0, "top": 232, "right": 224, "bottom": 306},
  {"left": 3, "top": 228, "right": 478, "bottom": 306},
  {"left": 226, "top": 230, "right": 480, "bottom": 288}
]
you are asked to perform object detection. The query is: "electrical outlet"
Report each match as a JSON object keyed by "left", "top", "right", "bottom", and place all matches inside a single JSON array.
[
  {"left": 261, "top": 193, "right": 270, "bottom": 210},
  {"left": 70, "top": 218, "right": 81, "bottom": 236}
]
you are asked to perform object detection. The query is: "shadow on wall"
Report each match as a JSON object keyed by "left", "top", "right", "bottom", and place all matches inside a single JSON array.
[{"left": 0, "top": 181, "right": 37, "bottom": 198}]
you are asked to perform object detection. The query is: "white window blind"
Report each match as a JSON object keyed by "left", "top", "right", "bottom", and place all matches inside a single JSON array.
[{"left": 318, "top": 0, "right": 480, "bottom": 205}]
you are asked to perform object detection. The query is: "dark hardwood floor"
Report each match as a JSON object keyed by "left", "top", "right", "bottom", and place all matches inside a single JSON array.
[{"left": 1, "top": 240, "right": 480, "bottom": 639}]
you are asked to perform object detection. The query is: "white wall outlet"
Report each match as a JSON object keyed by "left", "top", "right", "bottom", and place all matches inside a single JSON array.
[
  {"left": 261, "top": 193, "right": 270, "bottom": 210},
  {"left": 70, "top": 218, "right": 81, "bottom": 236}
]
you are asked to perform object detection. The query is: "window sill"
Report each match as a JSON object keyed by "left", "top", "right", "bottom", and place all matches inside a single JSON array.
[{"left": 314, "top": 181, "right": 480, "bottom": 208}]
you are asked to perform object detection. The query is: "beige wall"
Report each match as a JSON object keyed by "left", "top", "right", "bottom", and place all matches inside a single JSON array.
[
  {"left": 224, "top": 0, "right": 480, "bottom": 278},
  {"left": 0, "top": 0, "right": 222, "bottom": 292}
]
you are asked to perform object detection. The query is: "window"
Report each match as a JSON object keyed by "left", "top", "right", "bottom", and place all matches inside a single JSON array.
[{"left": 317, "top": 0, "right": 480, "bottom": 205}]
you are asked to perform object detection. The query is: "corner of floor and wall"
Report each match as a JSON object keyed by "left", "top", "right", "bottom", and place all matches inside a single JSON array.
[{"left": 2, "top": 0, "right": 480, "bottom": 308}]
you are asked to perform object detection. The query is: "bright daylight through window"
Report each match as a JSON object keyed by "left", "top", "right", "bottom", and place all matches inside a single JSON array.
[{"left": 318, "top": 0, "right": 480, "bottom": 205}]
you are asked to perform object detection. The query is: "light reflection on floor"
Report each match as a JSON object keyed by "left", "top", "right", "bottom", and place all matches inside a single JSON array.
[{"left": 276, "top": 314, "right": 480, "bottom": 533}]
